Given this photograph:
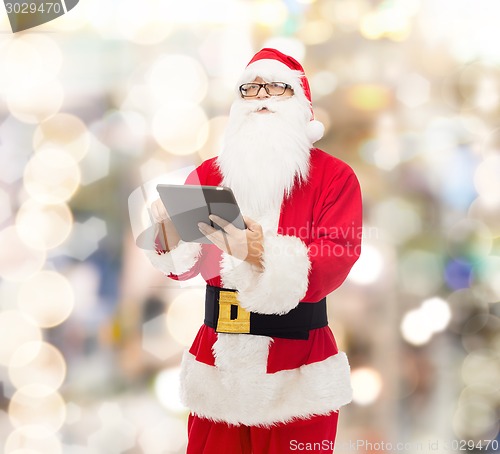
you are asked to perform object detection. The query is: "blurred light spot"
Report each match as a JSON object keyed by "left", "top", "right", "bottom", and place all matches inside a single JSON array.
[
  {"left": 471, "top": 256, "right": 500, "bottom": 303},
  {"left": 262, "top": 37, "right": 306, "bottom": 63},
  {"left": 87, "top": 402, "right": 137, "bottom": 452},
  {"left": 474, "top": 154, "right": 500, "bottom": 207},
  {"left": 360, "top": 113, "right": 400, "bottom": 170},
  {"left": 147, "top": 55, "right": 208, "bottom": 104},
  {"left": 154, "top": 367, "right": 187, "bottom": 412},
  {"left": 0, "top": 115, "right": 34, "bottom": 185},
  {"left": 360, "top": 6, "right": 412, "bottom": 41},
  {"left": 33, "top": 114, "right": 90, "bottom": 163},
  {"left": 8, "top": 386, "right": 66, "bottom": 432},
  {"left": 0, "top": 37, "right": 41, "bottom": 93},
  {"left": 152, "top": 102, "right": 209, "bottom": 155},
  {"left": 346, "top": 84, "right": 391, "bottom": 111},
  {"left": 198, "top": 116, "right": 229, "bottom": 161},
  {"left": 310, "top": 71, "right": 337, "bottom": 98},
  {"left": 7, "top": 81, "right": 64, "bottom": 124},
  {"left": 166, "top": 290, "right": 205, "bottom": 346},
  {"left": 16, "top": 200, "right": 73, "bottom": 251},
  {"left": 9, "top": 342, "right": 66, "bottom": 394},
  {"left": 155, "top": 0, "right": 245, "bottom": 24},
  {"left": 138, "top": 417, "right": 186, "bottom": 453},
  {"left": 421, "top": 297, "right": 451, "bottom": 332},
  {"left": 351, "top": 367, "right": 382, "bottom": 405},
  {"left": 78, "top": 136, "right": 110, "bottom": 186},
  {"left": 453, "top": 397, "right": 498, "bottom": 439},
  {"left": 298, "top": 20, "right": 333, "bottom": 45},
  {"left": 468, "top": 196, "right": 500, "bottom": 238},
  {"left": 253, "top": 0, "right": 288, "bottom": 27},
  {"left": 348, "top": 244, "right": 384, "bottom": 285},
  {"left": 140, "top": 158, "right": 170, "bottom": 183},
  {"left": 17, "top": 271, "right": 74, "bottom": 328},
  {"left": 401, "top": 309, "right": 433, "bottom": 346},
  {"left": 396, "top": 73, "right": 430, "bottom": 108},
  {"left": 462, "top": 349, "right": 500, "bottom": 388},
  {"left": 23, "top": 148, "right": 80, "bottom": 204},
  {"left": 446, "top": 219, "right": 492, "bottom": 260},
  {"left": 399, "top": 250, "right": 443, "bottom": 295},
  {"left": 0, "top": 188, "right": 12, "bottom": 225},
  {"left": 438, "top": 145, "right": 479, "bottom": 211},
  {"left": 91, "top": 110, "right": 147, "bottom": 157},
  {"left": 5, "top": 426, "right": 63, "bottom": 454},
  {"left": 112, "top": 0, "right": 173, "bottom": 44},
  {"left": 473, "top": 75, "right": 500, "bottom": 113},
  {"left": 0, "top": 227, "right": 46, "bottom": 282},
  {"left": 0, "top": 35, "right": 61, "bottom": 94},
  {"left": 313, "top": 107, "right": 331, "bottom": 136},
  {"left": 61, "top": 217, "right": 107, "bottom": 261},
  {"left": 64, "top": 402, "right": 82, "bottom": 425},
  {"left": 444, "top": 258, "right": 473, "bottom": 291},
  {"left": 0, "top": 311, "right": 42, "bottom": 366},
  {"left": 372, "top": 197, "right": 421, "bottom": 244},
  {"left": 142, "top": 313, "right": 184, "bottom": 361},
  {"left": 320, "top": 0, "right": 368, "bottom": 30}
]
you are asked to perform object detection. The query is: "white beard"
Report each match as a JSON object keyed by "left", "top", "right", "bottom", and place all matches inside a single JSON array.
[{"left": 216, "top": 96, "right": 312, "bottom": 220}]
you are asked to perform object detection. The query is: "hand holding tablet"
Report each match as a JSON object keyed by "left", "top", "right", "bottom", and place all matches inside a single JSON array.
[{"left": 156, "top": 184, "right": 246, "bottom": 244}]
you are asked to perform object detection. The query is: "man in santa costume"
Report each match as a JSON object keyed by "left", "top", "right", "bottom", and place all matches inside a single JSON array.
[{"left": 146, "top": 48, "right": 362, "bottom": 453}]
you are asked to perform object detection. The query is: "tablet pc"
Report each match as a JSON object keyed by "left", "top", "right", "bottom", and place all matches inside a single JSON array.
[{"left": 156, "top": 184, "right": 245, "bottom": 244}]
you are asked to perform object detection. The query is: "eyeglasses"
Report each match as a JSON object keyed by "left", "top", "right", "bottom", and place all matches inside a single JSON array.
[{"left": 239, "top": 82, "right": 292, "bottom": 98}]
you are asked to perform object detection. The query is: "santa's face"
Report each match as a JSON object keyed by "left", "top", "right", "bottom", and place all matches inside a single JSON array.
[{"left": 217, "top": 76, "right": 312, "bottom": 219}]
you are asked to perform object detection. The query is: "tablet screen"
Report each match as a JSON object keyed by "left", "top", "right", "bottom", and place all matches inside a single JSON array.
[{"left": 156, "top": 184, "right": 245, "bottom": 243}]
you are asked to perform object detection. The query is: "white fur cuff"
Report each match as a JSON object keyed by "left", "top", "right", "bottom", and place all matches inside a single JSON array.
[
  {"left": 221, "top": 235, "right": 310, "bottom": 315},
  {"left": 144, "top": 241, "right": 202, "bottom": 276}
]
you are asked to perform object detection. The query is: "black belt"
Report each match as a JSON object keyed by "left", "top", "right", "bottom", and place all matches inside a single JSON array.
[{"left": 204, "top": 285, "right": 328, "bottom": 340}]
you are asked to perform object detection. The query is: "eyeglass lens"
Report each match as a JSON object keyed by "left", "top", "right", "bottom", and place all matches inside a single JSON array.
[{"left": 240, "top": 83, "right": 288, "bottom": 97}]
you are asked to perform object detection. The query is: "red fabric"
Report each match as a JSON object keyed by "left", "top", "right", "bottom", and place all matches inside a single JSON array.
[
  {"left": 187, "top": 411, "right": 339, "bottom": 454},
  {"left": 246, "top": 48, "right": 312, "bottom": 105},
  {"left": 171, "top": 148, "right": 362, "bottom": 374}
]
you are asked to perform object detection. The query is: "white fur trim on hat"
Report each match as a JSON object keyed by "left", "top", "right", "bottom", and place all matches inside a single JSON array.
[
  {"left": 220, "top": 234, "right": 311, "bottom": 315},
  {"left": 144, "top": 241, "right": 202, "bottom": 276}
]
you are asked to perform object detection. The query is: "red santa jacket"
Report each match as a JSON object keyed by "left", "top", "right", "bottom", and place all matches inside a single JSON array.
[{"left": 146, "top": 148, "right": 362, "bottom": 426}]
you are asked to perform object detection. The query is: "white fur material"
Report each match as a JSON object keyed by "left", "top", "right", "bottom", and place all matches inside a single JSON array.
[
  {"left": 144, "top": 241, "right": 202, "bottom": 276},
  {"left": 220, "top": 234, "right": 311, "bottom": 315},
  {"left": 307, "top": 119, "right": 325, "bottom": 143},
  {"left": 218, "top": 96, "right": 311, "bottom": 217},
  {"left": 180, "top": 335, "right": 352, "bottom": 427}
]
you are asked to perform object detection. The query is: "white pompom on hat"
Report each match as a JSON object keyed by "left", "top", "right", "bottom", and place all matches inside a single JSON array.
[{"left": 238, "top": 48, "right": 324, "bottom": 144}]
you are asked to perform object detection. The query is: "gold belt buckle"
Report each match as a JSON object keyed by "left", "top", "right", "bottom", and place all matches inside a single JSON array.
[{"left": 216, "top": 290, "right": 250, "bottom": 334}]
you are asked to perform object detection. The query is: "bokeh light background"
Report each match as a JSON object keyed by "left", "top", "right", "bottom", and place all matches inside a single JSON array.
[{"left": 1, "top": 0, "right": 500, "bottom": 452}]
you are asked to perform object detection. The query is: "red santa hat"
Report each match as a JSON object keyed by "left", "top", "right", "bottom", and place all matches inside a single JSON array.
[{"left": 238, "top": 48, "right": 325, "bottom": 143}]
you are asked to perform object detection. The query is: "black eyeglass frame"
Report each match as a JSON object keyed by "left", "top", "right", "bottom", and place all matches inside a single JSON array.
[{"left": 239, "top": 82, "right": 293, "bottom": 98}]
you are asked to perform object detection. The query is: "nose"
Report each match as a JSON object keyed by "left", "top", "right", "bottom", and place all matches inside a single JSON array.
[{"left": 256, "top": 85, "right": 270, "bottom": 98}]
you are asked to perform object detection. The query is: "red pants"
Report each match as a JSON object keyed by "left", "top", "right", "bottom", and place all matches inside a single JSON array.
[{"left": 186, "top": 412, "right": 339, "bottom": 454}]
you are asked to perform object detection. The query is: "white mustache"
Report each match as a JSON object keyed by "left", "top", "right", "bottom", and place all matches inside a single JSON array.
[{"left": 237, "top": 98, "right": 291, "bottom": 114}]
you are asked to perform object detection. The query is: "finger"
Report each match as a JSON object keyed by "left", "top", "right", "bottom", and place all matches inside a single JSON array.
[
  {"left": 198, "top": 223, "right": 227, "bottom": 251},
  {"left": 209, "top": 215, "right": 240, "bottom": 235},
  {"left": 151, "top": 200, "right": 168, "bottom": 222},
  {"left": 243, "top": 216, "right": 263, "bottom": 233}
]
